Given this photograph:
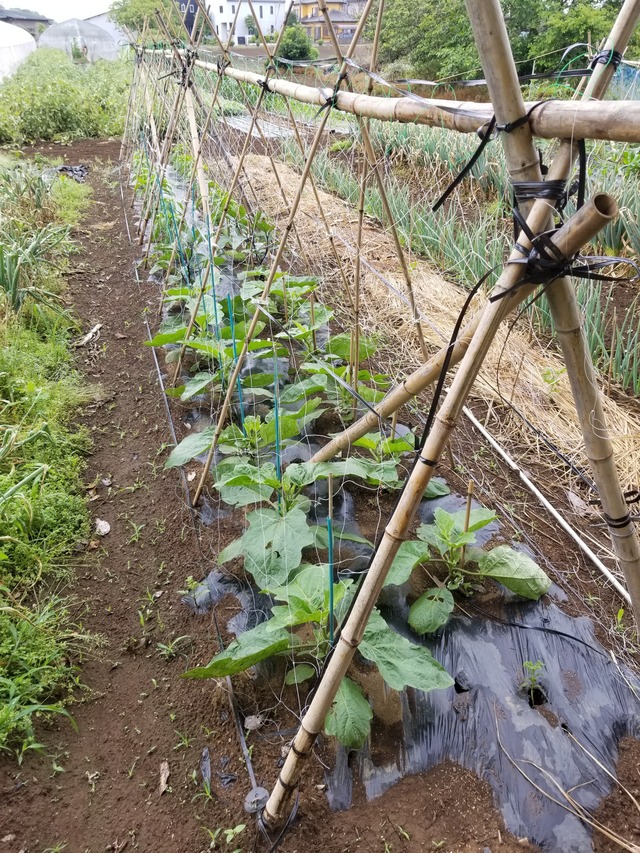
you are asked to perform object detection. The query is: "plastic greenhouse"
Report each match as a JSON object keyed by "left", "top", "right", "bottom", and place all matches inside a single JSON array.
[
  {"left": 38, "top": 18, "right": 119, "bottom": 62},
  {"left": 0, "top": 21, "right": 36, "bottom": 80}
]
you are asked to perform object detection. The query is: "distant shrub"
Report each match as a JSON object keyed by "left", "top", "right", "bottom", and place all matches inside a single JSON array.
[
  {"left": 277, "top": 24, "right": 319, "bottom": 61},
  {"left": 0, "top": 49, "right": 132, "bottom": 144}
]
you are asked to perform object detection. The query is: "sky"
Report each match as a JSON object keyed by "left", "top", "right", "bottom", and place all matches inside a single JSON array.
[{"left": 11, "top": 0, "right": 112, "bottom": 22}]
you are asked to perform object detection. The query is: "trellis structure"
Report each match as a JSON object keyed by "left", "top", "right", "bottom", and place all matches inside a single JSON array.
[{"left": 121, "top": 0, "right": 640, "bottom": 833}]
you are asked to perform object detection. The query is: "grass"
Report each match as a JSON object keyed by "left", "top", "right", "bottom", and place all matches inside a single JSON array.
[{"left": 0, "top": 161, "right": 95, "bottom": 760}]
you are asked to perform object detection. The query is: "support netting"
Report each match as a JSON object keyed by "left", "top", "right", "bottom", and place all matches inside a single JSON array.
[{"left": 118, "top": 2, "right": 640, "bottom": 849}]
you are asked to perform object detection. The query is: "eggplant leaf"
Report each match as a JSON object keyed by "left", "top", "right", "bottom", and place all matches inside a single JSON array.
[
  {"left": 324, "top": 677, "right": 372, "bottom": 749},
  {"left": 408, "top": 587, "right": 454, "bottom": 634},
  {"left": 478, "top": 545, "right": 551, "bottom": 600}
]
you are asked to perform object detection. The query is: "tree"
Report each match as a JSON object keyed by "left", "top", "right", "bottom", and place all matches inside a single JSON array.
[
  {"left": 286, "top": 9, "right": 298, "bottom": 26},
  {"left": 277, "top": 24, "right": 318, "bottom": 61},
  {"left": 109, "top": 0, "right": 177, "bottom": 33},
  {"left": 527, "top": 1, "right": 618, "bottom": 70},
  {"left": 245, "top": 14, "right": 258, "bottom": 35}
]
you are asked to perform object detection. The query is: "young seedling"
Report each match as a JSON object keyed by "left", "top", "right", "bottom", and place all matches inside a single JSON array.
[
  {"left": 203, "top": 824, "right": 246, "bottom": 851},
  {"left": 521, "top": 659, "right": 545, "bottom": 706},
  {"left": 173, "top": 730, "right": 194, "bottom": 751},
  {"left": 156, "top": 635, "right": 192, "bottom": 661},
  {"left": 127, "top": 521, "right": 145, "bottom": 544}
]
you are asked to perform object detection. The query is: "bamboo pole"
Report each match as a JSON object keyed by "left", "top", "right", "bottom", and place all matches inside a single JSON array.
[
  {"left": 311, "top": 0, "right": 640, "bottom": 463},
  {"left": 466, "top": 0, "right": 640, "bottom": 627},
  {"left": 192, "top": 0, "right": 378, "bottom": 505},
  {"left": 138, "top": 55, "right": 640, "bottom": 145},
  {"left": 262, "top": 193, "right": 618, "bottom": 831}
]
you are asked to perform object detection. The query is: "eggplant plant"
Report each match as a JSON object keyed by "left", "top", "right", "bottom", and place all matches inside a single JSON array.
[
  {"left": 353, "top": 429, "right": 415, "bottom": 463},
  {"left": 183, "top": 564, "right": 453, "bottom": 749},
  {"left": 383, "top": 507, "right": 552, "bottom": 635}
]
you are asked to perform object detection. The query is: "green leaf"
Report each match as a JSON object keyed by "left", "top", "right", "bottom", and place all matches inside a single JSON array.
[
  {"left": 352, "top": 433, "right": 379, "bottom": 452},
  {"left": 477, "top": 545, "right": 551, "bottom": 600},
  {"left": 311, "top": 525, "right": 373, "bottom": 549},
  {"left": 269, "top": 564, "right": 351, "bottom": 627},
  {"left": 217, "top": 534, "right": 245, "bottom": 565},
  {"left": 326, "top": 332, "right": 377, "bottom": 362},
  {"left": 324, "top": 677, "right": 372, "bottom": 749},
  {"left": 424, "top": 478, "right": 450, "bottom": 499},
  {"left": 450, "top": 507, "right": 497, "bottom": 533},
  {"left": 165, "top": 427, "right": 215, "bottom": 468},
  {"left": 360, "top": 610, "right": 453, "bottom": 693},
  {"left": 283, "top": 458, "right": 370, "bottom": 490},
  {"left": 408, "top": 587, "right": 454, "bottom": 634},
  {"left": 285, "top": 663, "right": 316, "bottom": 685},
  {"left": 182, "top": 622, "right": 294, "bottom": 678},
  {"left": 144, "top": 327, "right": 187, "bottom": 346},
  {"left": 279, "top": 376, "right": 326, "bottom": 403},
  {"left": 180, "top": 371, "right": 219, "bottom": 401},
  {"left": 213, "top": 461, "right": 278, "bottom": 507},
  {"left": 232, "top": 507, "right": 315, "bottom": 589},
  {"left": 383, "top": 540, "right": 431, "bottom": 587},
  {"left": 259, "top": 415, "right": 300, "bottom": 446}
]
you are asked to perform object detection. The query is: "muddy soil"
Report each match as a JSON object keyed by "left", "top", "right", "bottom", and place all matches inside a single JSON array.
[{"left": 0, "top": 138, "right": 637, "bottom": 853}]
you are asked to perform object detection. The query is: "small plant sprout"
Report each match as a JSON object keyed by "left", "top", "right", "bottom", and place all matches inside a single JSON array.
[
  {"left": 521, "top": 659, "right": 545, "bottom": 706},
  {"left": 203, "top": 824, "right": 246, "bottom": 851},
  {"left": 173, "top": 730, "right": 194, "bottom": 750},
  {"left": 156, "top": 635, "right": 192, "bottom": 660},
  {"left": 127, "top": 520, "right": 145, "bottom": 544}
]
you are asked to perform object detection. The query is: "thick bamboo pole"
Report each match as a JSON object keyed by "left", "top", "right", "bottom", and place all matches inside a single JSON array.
[
  {"left": 312, "top": 0, "right": 640, "bottom": 464},
  {"left": 467, "top": 0, "right": 640, "bottom": 628},
  {"left": 262, "top": 195, "right": 619, "bottom": 828},
  {"left": 143, "top": 57, "right": 640, "bottom": 144}
]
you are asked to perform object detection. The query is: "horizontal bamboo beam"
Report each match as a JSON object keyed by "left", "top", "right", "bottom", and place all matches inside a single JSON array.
[{"left": 157, "top": 52, "right": 640, "bottom": 143}]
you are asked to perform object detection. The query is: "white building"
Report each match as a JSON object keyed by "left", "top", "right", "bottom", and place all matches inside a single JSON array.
[{"left": 205, "top": 0, "right": 288, "bottom": 45}]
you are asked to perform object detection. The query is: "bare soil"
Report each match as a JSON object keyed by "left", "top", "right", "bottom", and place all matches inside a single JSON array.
[{"left": 0, "top": 138, "right": 637, "bottom": 853}]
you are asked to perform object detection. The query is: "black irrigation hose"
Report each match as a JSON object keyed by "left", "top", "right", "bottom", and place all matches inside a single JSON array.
[{"left": 466, "top": 601, "right": 609, "bottom": 658}]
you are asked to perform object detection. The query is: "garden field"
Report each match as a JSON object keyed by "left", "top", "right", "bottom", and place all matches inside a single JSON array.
[{"left": 1, "top": 4, "right": 640, "bottom": 851}]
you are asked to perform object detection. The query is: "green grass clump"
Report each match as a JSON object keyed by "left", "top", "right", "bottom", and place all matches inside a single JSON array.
[
  {"left": 0, "top": 49, "right": 132, "bottom": 144},
  {"left": 0, "top": 162, "right": 94, "bottom": 760}
]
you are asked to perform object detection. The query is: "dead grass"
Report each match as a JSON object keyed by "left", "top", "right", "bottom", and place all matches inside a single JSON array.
[{"left": 234, "top": 151, "right": 640, "bottom": 491}]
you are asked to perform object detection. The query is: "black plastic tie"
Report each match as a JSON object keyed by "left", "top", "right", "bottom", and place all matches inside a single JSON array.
[
  {"left": 591, "top": 49, "right": 623, "bottom": 71},
  {"left": 604, "top": 513, "right": 632, "bottom": 529},
  {"left": 419, "top": 456, "right": 438, "bottom": 468}
]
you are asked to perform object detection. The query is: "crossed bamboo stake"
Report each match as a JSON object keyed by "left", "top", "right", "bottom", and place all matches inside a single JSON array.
[{"left": 261, "top": 0, "right": 640, "bottom": 828}]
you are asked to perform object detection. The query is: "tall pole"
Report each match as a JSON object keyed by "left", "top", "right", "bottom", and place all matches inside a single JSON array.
[{"left": 464, "top": 0, "right": 640, "bottom": 624}]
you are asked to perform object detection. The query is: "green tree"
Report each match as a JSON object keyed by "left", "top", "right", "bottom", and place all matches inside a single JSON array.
[
  {"left": 528, "top": 1, "right": 617, "bottom": 70},
  {"left": 245, "top": 14, "right": 258, "bottom": 35},
  {"left": 286, "top": 9, "right": 298, "bottom": 26},
  {"left": 109, "top": 0, "right": 177, "bottom": 33},
  {"left": 277, "top": 24, "right": 318, "bottom": 61}
]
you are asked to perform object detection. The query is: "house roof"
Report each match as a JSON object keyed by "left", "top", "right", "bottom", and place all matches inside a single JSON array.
[
  {"left": 302, "top": 8, "right": 355, "bottom": 23},
  {"left": 0, "top": 7, "right": 51, "bottom": 22}
]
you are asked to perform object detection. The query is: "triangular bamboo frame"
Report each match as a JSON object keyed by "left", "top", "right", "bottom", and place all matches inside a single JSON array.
[{"left": 120, "top": 0, "right": 640, "bottom": 831}]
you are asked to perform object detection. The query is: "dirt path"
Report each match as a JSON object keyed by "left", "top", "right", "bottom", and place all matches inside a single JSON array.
[
  {"left": 0, "top": 139, "right": 254, "bottom": 853},
  {"left": 1, "top": 139, "right": 634, "bottom": 853}
]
